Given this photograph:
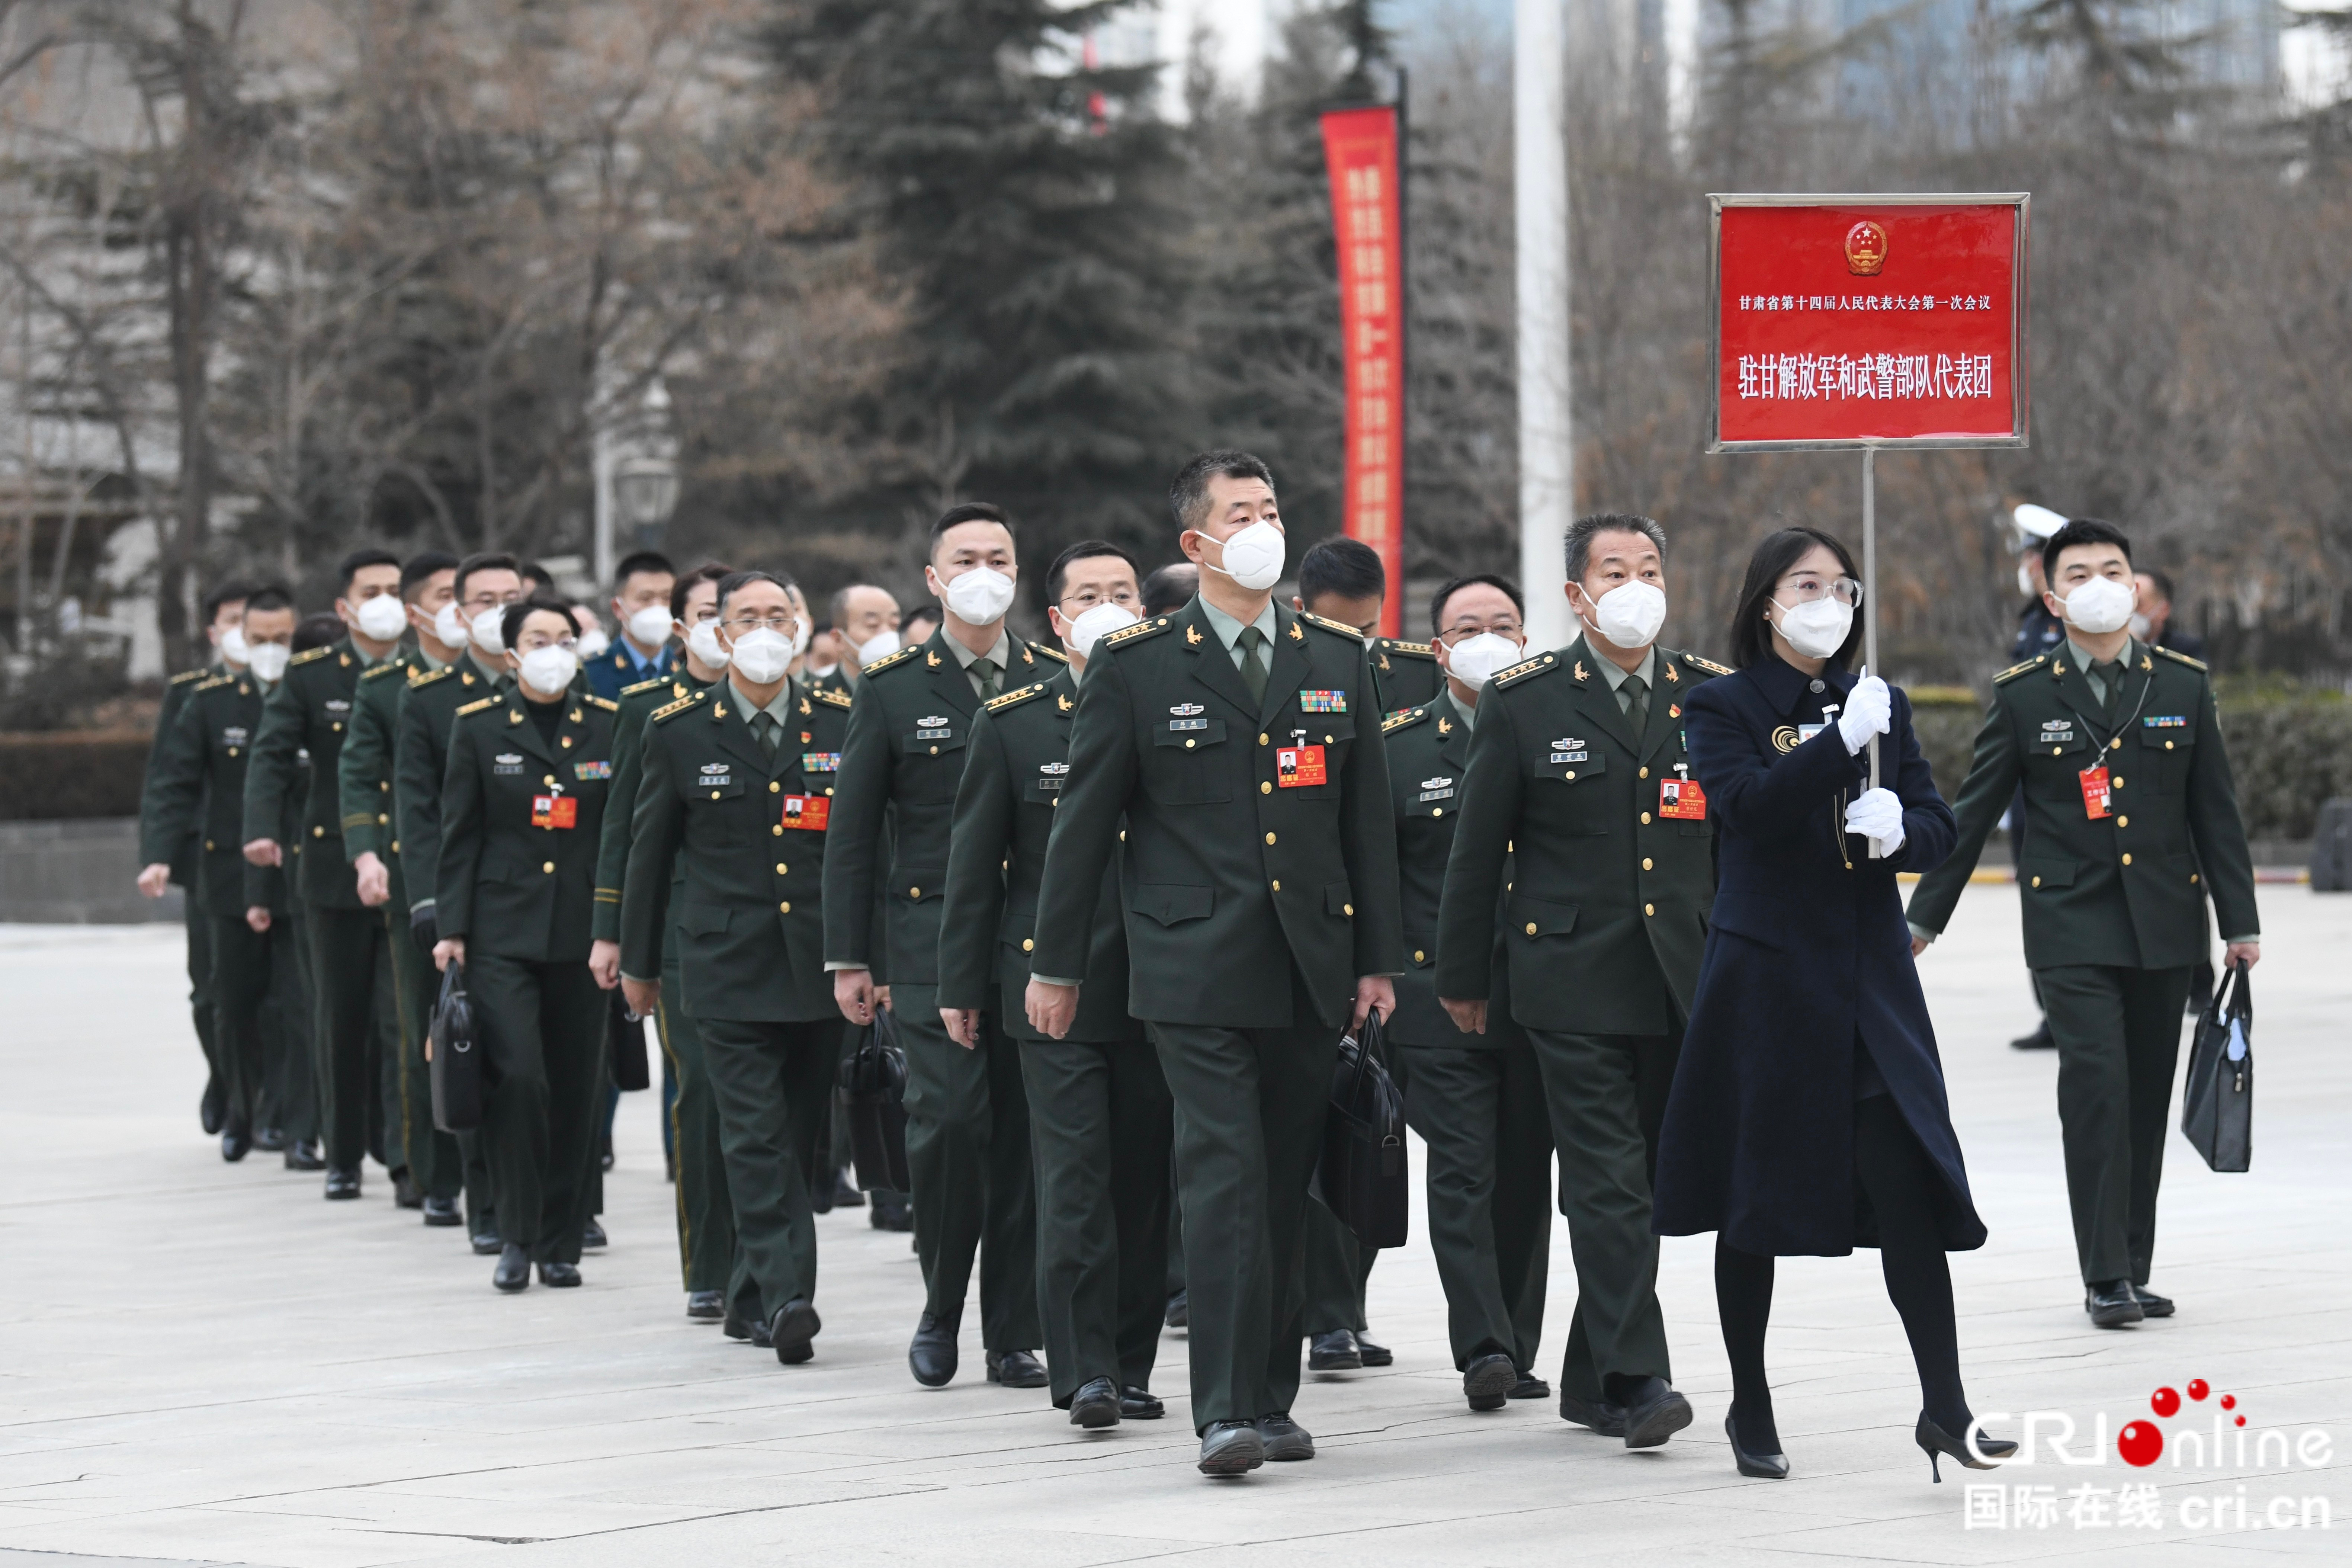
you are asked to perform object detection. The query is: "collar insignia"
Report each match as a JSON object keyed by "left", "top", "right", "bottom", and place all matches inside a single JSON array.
[
  {"left": 1573, "top": 661, "right": 1589, "bottom": 681},
  {"left": 1185, "top": 624, "right": 1204, "bottom": 646},
  {"left": 926, "top": 650, "right": 942, "bottom": 667},
  {"left": 1437, "top": 716, "right": 1453, "bottom": 735},
  {"left": 1663, "top": 663, "right": 1680, "bottom": 683},
  {"left": 1289, "top": 619, "right": 1306, "bottom": 641},
  {"left": 1056, "top": 693, "right": 1073, "bottom": 712}
]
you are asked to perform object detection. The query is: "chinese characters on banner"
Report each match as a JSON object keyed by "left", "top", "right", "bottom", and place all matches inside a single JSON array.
[
  {"left": 1711, "top": 198, "right": 2028, "bottom": 448},
  {"left": 1320, "top": 105, "right": 1405, "bottom": 636}
]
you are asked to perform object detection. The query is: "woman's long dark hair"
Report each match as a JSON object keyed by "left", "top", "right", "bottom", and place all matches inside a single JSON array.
[{"left": 1728, "top": 527, "right": 1866, "bottom": 670}]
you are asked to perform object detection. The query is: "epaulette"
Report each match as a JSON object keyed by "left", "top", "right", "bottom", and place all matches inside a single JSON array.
[
  {"left": 861, "top": 644, "right": 923, "bottom": 677},
  {"left": 2152, "top": 644, "right": 2208, "bottom": 672},
  {"left": 1378, "top": 638, "right": 1436, "bottom": 658},
  {"left": 811, "top": 686, "right": 853, "bottom": 710},
  {"left": 1030, "top": 642, "right": 1070, "bottom": 664},
  {"left": 362, "top": 659, "right": 407, "bottom": 682},
  {"left": 1297, "top": 610, "right": 1368, "bottom": 640},
  {"left": 619, "top": 674, "right": 672, "bottom": 698},
  {"left": 1681, "top": 654, "right": 1734, "bottom": 677},
  {"left": 195, "top": 673, "right": 238, "bottom": 693},
  {"left": 169, "top": 667, "right": 209, "bottom": 686},
  {"left": 584, "top": 695, "right": 619, "bottom": 712},
  {"left": 290, "top": 644, "right": 334, "bottom": 666},
  {"left": 1993, "top": 654, "right": 2048, "bottom": 686},
  {"left": 651, "top": 689, "right": 709, "bottom": 724},
  {"left": 454, "top": 696, "right": 500, "bottom": 717},
  {"left": 1491, "top": 651, "right": 1562, "bottom": 689},
  {"left": 1382, "top": 705, "right": 1431, "bottom": 734},
  {"left": 408, "top": 664, "right": 455, "bottom": 687},
  {"left": 1100, "top": 616, "right": 1177, "bottom": 650},
  {"left": 984, "top": 682, "right": 1050, "bottom": 714}
]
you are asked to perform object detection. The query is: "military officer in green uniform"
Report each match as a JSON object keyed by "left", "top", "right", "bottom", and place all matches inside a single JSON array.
[
  {"left": 1383, "top": 572, "right": 1557, "bottom": 1411},
  {"left": 1029, "top": 452, "right": 1403, "bottom": 1476},
  {"left": 620, "top": 570, "right": 852, "bottom": 1362},
  {"left": 243, "top": 548, "right": 410, "bottom": 1200},
  {"left": 433, "top": 597, "right": 620, "bottom": 1290},
  {"left": 589, "top": 561, "right": 737, "bottom": 1325},
  {"left": 397, "top": 551, "right": 527, "bottom": 1250},
  {"left": 1438, "top": 513, "right": 1724, "bottom": 1450},
  {"left": 586, "top": 550, "right": 680, "bottom": 700},
  {"left": 140, "top": 587, "right": 314, "bottom": 1161},
  {"left": 1908, "top": 518, "right": 2259, "bottom": 1328},
  {"left": 940, "top": 541, "right": 1172, "bottom": 1429},
  {"left": 823, "top": 504, "right": 1050, "bottom": 1390},
  {"left": 1289, "top": 536, "right": 1441, "bottom": 718}
]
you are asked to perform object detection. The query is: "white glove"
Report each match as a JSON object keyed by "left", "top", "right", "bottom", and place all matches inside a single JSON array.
[
  {"left": 1845, "top": 787, "right": 1906, "bottom": 851},
  {"left": 1836, "top": 675, "right": 1891, "bottom": 754}
]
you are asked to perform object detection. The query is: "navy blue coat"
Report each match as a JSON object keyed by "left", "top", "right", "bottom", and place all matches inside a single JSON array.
[{"left": 1652, "top": 655, "right": 1986, "bottom": 1257}]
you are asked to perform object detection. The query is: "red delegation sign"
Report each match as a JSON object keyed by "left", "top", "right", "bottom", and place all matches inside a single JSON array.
[
  {"left": 1709, "top": 195, "right": 2029, "bottom": 450},
  {"left": 1321, "top": 105, "right": 1405, "bottom": 637}
]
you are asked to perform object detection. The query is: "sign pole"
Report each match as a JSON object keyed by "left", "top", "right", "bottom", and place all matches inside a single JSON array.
[{"left": 1862, "top": 446, "right": 1883, "bottom": 856}]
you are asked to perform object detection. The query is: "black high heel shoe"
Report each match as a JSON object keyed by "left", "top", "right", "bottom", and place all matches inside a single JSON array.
[
  {"left": 1724, "top": 1408, "right": 1789, "bottom": 1479},
  {"left": 1916, "top": 1413, "right": 2018, "bottom": 1481}
]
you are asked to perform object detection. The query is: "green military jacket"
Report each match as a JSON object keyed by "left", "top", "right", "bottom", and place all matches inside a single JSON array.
[
  {"left": 938, "top": 667, "right": 1139, "bottom": 1043},
  {"left": 821, "top": 625, "right": 1066, "bottom": 984},
  {"left": 393, "top": 657, "right": 504, "bottom": 917},
  {"left": 244, "top": 637, "right": 371, "bottom": 910},
  {"left": 141, "top": 672, "right": 291, "bottom": 919},
  {"left": 1030, "top": 598, "right": 1403, "bottom": 1030},
  {"left": 1906, "top": 642, "right": 2259, "bottom": 970},
  {"left": 142, "top": 664, "right": 219, "bottom": 886},
  {"left": 437, "top": 686, "right": 620, "bottom": 962},
  {"left": 1380, "top": 696, "right": 1513, "bottom": 1049},
  {"left": 337, "top": 651, "right": 414, "bottom": 865},
  {"left": 806, "top": 665, "right": 853, "bottom": 700},
  {"left": 590, "top": 671, "right": 710, "bottom": 952},
  {"left": 1371, "top": 636, "right": 1443, "bottom": 717},
  {"left": 1436, "top": 637, "right": 1727, "bottom": 1035},
  {"left": 622, "top": 678, "right": 854, "bottom": 1020}
]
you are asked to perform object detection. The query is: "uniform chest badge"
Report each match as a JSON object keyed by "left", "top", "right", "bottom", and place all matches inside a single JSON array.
[
  {"left": 1038, "top": 760, "right": 1069, "bottom": 792},
  {"left": 1168, "top": 701, "right": 1207, "bottom": 732},
  {"left": 1298, "top": 690, "right": 1347, "bottom": 714},
  {"left": 324, "top": 698, "right": 351, "bottom": 714},
  {"left": 800, "top": 752, "right": 841, "bottom": 773},
  {"left": 1771, "top": 726, "right": 1800, "bottom": 753},
  {"left": 222, "top": 726, "right": 249, "bottom": 746},
  {"left": 573, "top": 759, "right": 611, "bottom": 780},
  {"left": 915, "top": 715, "right": 952, "bottom": 740},
  {"left": 2143, "top": 715, "right": 2187, "bottom": 728},
  {"left": 1548, "top": 736, "right": 1589, "bottom": 764},
  {"left": 494, "top": 751, "right": 524, "bottom": 775},
  {"left": 699, "top": 761, "right": 734, "bottom": 792},
  {"left": 1417, "top": 775, "right": 1456, "bottom": 802},
  {"left": 1171, "top": 702, "right": 1204, "bottom": 716}
]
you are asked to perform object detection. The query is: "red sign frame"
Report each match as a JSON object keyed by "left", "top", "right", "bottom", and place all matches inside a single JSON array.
[
  {"left": 1708, "top": 193, "right": 2029, "bottom": 452},
  {"left": 1322, "top": 105, "right": 1405, "bottom": 637}
]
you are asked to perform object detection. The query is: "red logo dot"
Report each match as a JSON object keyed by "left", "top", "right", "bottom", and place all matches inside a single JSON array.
[
  {"left": 2151, "top": 1387, "right": 2181, "bottom": 1417},
  {"left": 2187, "top": 1379, "right": 2210, "bottom": 1401},
  {"left": 2119, "top": 1421, "right": 2165, "bottom": 1466},
  {"left": 2220, "top": 1395, "right": 2237, "bottom": 1411},
  {"left": 2236, "top": 1416, "right": 2247, "bottom": 1428}
]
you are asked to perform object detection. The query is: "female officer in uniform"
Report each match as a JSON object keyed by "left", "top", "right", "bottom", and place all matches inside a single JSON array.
[
  {"left": 434, "top": 596, "right": 619, "bottom": 1293},
  {"left": 1653, "top": 528, "right": 2015, "bottom": 1483}
]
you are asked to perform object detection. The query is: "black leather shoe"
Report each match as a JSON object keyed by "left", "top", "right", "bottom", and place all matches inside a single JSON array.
[
  {"left": 909, "top": 1311, "right": 959, "bottom": 1387},
  {"left": 869, "top": 1190, "right": 912, "bottom": 1231},
  {"left": 1559, "top": 1391, "right": 1627, "bottom": 1435},
  {"left": 1307, "top": 1329, "right": 1361, "bottom": 1370},
  {"left": 283, "top": 1139, "right": 323, "bottom": 1171},
  {"left": 581, "top": 1219, "right": 607, "bottom": 1250},
  {"left": 253, "top": 1125, "right": 287, "bottom": 1153},
  {"left": 1916, "top": 1413, "right": 2017, "bottom": 1481},
  {"left": 469, "top": 1220, "right": 503, "bottom": 1256},
  {"left": 1069, "top": 1376, "right": 1121, "bottom": 1428},
  {"left": 1257, "top": 1411, "right": 1315, "bottom": 1461},
  {"left": 1509, "top": 1374, "right": 1551, "bottom": 1400},
  {"left": 220, "top": 1126, "right": 251, "bottom": 1163},
  {"left": 1197, "top": 1419, "right": 1264, "bottom": 1475},
  {"left": 492, "top": 1244, "right": 530, "bottom": 1292},
  {"left": 988, "top": 1349, "right": 1048, "bottom": 1389},
  {"left": 1163, "top": 1289, "right": 1188, "bottom": 1328},
  {"left": 391, "top": 1167, "right": 423, "bottom": 1209},
  {"left": 2132, "top": 1283, "right": 2175, "bottom": 1318},
  {"left": 2086, "top": 1280, "right": 2144, "bottom": 1328},
  {"left": 829, "top": 1169, "right": 865, "bottom": 1208},
  {"left": 1120, "top": 1385, "right": 1165, "bottom": 1420},
  {"left": 421, "top": 1196, "right": 462, "bottom": 1227},
  {"left": 750, "top": 1318, "right": 773, "bottom": 1349},
  {"left": 1620, "top": 1377, "right": 1694, "bottom": 1448},
  {"left": 324, "top": 1167, "right": 361, "bottom": 1200},
  {"left": 2011, "top": 1021, "right": 2056, "bottom": 1050},
  {"left": 722, "top": 1312, "right": 752, "bottom": 1341},
  {"left": 1354, "top": 1331, "right": 1393, "bottom": 1367},
  {"left": 770, "top": 1298, "right": 821, "bottom": 1364},
  {"left": 201, "top": 1079, "right": 228, "bottom": 1136},
  {"left": 687, "top": 1290, "right": 725, "bottom": 1322},
  {"left": 1464, "top": 1353, "right": 1517, "bottom": 1411},
  {"left": 539, "top": 1260, "right": 581, "bottom": 1288},
  {"left": 1726, "top": 1408, "right": 1790, "bottom": 1479}
]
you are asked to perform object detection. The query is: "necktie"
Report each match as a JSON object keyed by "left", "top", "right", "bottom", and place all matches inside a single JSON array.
[
  {"left": 2092, "top": 660, "right": 2121, "bottom": 713},
  {"left": 751, "top": 710, "right": 781, "bottom": 758},
  {"left": 1620, "top": 673, "right": 1648, "bottom": 741},
  {"left": 1235, "top": 626, "right": 1268, "bottom": 705},
  {"left": 971, "top": 656, "right": 999, "bottom": 702}
]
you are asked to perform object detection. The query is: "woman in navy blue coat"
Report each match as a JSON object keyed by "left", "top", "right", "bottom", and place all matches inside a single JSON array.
[{"left": 1653, "top": 527, "right": 2013, "bottom": 1483}]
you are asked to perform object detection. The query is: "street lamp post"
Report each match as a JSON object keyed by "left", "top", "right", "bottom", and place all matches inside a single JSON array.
[{"left": 592, "top": 375, "right": 680, "bottom": 586}]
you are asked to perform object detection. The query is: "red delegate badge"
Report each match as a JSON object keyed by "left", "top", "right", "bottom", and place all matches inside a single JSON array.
[
  {"left": 532, "top": 794, "right": 578, "bottom": 830},
  {"left": 1659, "top": 777, "right": 1707, "bottom": 820},
  {"left": 2078, "top": 765, "right": 2111, "bottom": 820},
  {"left": 1276, "top": 745, "right": 1327, "bottom": 788},
  {"left": 781, "top": 794, "right": 831, "bottom": 831}
]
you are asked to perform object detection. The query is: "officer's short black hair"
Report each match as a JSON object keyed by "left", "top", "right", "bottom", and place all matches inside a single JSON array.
[
  {"left": 294, "top": 611, "right": 347, "bottom": 652},
  {"left": 1140, "top": 562, "right": 1199, "bottom": 618},
  {"left": 902, "top": 605, "right": 942, "bottom": 643},
  {"left": 453, "top": 552, "right": 521, "bottom": 603},
  {"left": 613, "top": 550, "right": 675, "bottom": 591},
  {"left": 337, "top": 547, "right": 401, "bottom": 591},
  {"left": 521, "top": 561, "right": 557, "bottom": 594},
  {"left": 1169, "top": 450, "right": 1276, "bottom": 533},
  {"left": 1297, "top": 537, "right": 1385, "bottom": 609},
  {"left": 1565, "top": 513, "right": 1667, "bottom": 583},
  {"left": 714, "top": 568, "right": 799, "bottom": 618},
  {"left": 202, "top": 578, "right": 256, "bottom": 623},
  {"left": 2043, "top": 517, "right": 2133, "bottom": 584},
  {"left": 1430, "top": 574, "right": 1525, "bottom": 636},
  {"left": 399, "top": 551, "right": 460, "bottom": 602},
  {"left": 928, "top": 503, "right": 1012, "bottom": 557},
  {"left": 671, "top": 562, "right": 731, "bottom": 622},
  {"left": 1045, "top": 540, "right": 1141, "bottom": 605},
  {"left": 2141, "top": 565, "right": 2175, "bottom": 605},
  {"left": 501, "top": 593, "right": 582, "bottom": 653},
  {"left": 1729, "top": 526, "right": 1862, "bottom": 670},
  {"left": 242, "top": 584, "right": 295, "bottom": 615}
]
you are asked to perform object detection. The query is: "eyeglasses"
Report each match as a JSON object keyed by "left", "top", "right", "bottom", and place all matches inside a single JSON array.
[
  {"left": 464, "top": 590, "right": 522, "bottom": 610},
  {"left": 1059, "top": 587, "right": 1140, "bottom": 612},
  {"left": 724, "top": 614, "right": 801, "bottom": 635},
  {"left": 514, "top": 634, "right": 578, "bottom": 654},
  {"left": 1777, "top": 575, "right": 1864, "bottom": 607},
  {"left": 1437, "top": 619, "right": 1524, "bottom": 644}
]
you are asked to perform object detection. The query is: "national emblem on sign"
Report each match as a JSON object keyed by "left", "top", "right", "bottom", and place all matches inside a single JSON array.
[{"left": 1845, "top": 218, "right": 1888, "bottom": 276}]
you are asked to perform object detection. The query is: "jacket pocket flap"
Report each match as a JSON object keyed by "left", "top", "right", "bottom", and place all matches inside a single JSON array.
[
  {"left": 680, "top": 904, "right": 731, "bottom": 936},
  {"left": 1325, "top": 881, "right": 1356, "bottom": 916},
  {"left": 1404, "top": 931, "right": 1436, "bottom": 968},
  {"left": 2022, "top": 859, "right": 2079, "bottom": 889},
  {"left": 893, "top": 867, "right": 944, "bottom": 902},
  {"left": 1133, "top": 882, "right": 1214, "bottom": 926},
  {"left": 1508, "top": 894, "right": 1578, "bottom": 937}
]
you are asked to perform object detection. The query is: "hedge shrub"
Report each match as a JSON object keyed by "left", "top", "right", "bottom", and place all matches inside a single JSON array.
[{"left": 0, "top": 731, "right": 154, "bottom": 820}]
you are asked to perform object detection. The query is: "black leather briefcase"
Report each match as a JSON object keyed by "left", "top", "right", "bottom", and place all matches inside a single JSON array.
[
  {"left": 1320, "top": 1010, "right": 1409, "bottom": 1248},
  {"left": 2182, "top": 960, "right": 2253, "bottom": 1172},
  {"left": 428, "top": 960, "right": 483, "bottom": 1133},
  {"left": 606, "top": 988, "right": 650, "bottom": 1092},
  {"left": 840, "top": 1006, "right": 912, "bottom": 1193}
]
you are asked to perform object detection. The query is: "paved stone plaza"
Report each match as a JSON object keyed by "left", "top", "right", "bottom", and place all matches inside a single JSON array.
[{"left": 1, "top": 882, "right": 2346, "bottom": 1567}]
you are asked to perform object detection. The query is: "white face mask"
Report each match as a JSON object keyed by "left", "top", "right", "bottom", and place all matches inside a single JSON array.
[
  {"left": 625, "top": 605, "right": 673, "bottom": 650},
  {"left": 856, "top": 628, "right": 901, "bottom": 664},
  {"left": 2060, "top": 575, "right": 2136, "bottom": 636},
  {"left": 1582, "top": 579, "right": 1667, "bottom": 650},
  {"left": 685, "top": 618, "right": 730, "bottom": 669},
  {"left": 354, "top": 594, "right": 409, "bottom": 642},
  {"left": 470, "top": 607, "right": 508, "bottom": 655},
  {"left": 1062, "top": 602, "right": 1139, "bottom": 660},
  {"left": 2128, "top": 612, "right": 2153, "bottom": 642},
  {"left": 517, "top": 644, "right": 579, "bottom": 697},
  {"left": 792, "top": 615, "right": 813, "bottom": 657},
  {"left": 431, "top": 602, "right": 467, "bottom": 649},
  {"left": 575, "top": 625, "right": 611, "bottom": 660},
  {"left": 1445, "top": 632, "right": 1525, "bottom": 689},
  {"left": 1202, "top": 520, "right": 1286, "bottom": 592},
  {"left": 218, "top": 625, "right": 250, "bottom": 668},
  {"left": 1772, "top": 597, "right": 1854, "bottom": 660},
  {"left": 246, "top": 640, "right": 292, "bottom": 683},
  {"left": 2018, "top": 562, "right": 2037, "bottom": 599},
  {"left": 940, "top": 564, "right": 1017, "bottom": 626},
  {"left": 729, "top": 627, "right": 793, "bottom": 684}
]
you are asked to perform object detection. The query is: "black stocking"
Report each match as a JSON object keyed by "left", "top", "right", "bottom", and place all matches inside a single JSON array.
[
  {"left": 1713, "top": 1237, "right": 1778, "bottom": 1452},
  {"left": 1855, "top": 1095, "right": 1970, "bottom": 1433}
]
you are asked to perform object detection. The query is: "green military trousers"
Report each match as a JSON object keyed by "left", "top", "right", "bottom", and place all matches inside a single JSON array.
[
  {"left": 692, "top": 1017, "right": 838, "bottom": 1324},
  {"left": 212, "top": 913, "right": 308, "bottom": 1138},
  {"left": 184, "top": 894, "right": 221, "bottom": 1110},
  {"left": 308, "top": 905, "right": 397, "bottom": 1174},
  {"left": 890, "top": 985, "right": 1041, "bottom": 1351},
  {"left": 1017, "top": 1035, "right": 1174, "bottom": 1407},
  {"left": 2037, "top": 964, "right": 2192, "bottom": 1287},
  {"left": 469, "top": 953, "right": 603, "bottom": 1263},
  {"left": 657, "top": 959, "right": 748, "bottom": 1311},
  {"left": 386, "top": 911, "right": 463, "bottom": 1201}
]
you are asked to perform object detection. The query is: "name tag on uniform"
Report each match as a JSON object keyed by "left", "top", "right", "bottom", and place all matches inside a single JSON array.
[
  {"left": 494, "top": 751, "right": 524, "bottom": 776},
  {"left": 1660, "top": 777, "right": 1707, "bottom": 820},
  {"left": 532, "top": 794, "right": 578, "bottom": 829},
  {"left": 1168, "top": 718, "right": 1208, "bottom": 732},
  {"left": 781, "top": 794, "right": 830, "bottom": 831},
  {"left": 1298, "top": 689, "right": 1347, "bottom": 714},
  {"left": 573, "top": 759, "right": 610, "bottom": 781},
  {"left": 1548, "top": 750, "right": 1589, "bottom": 764},
  {"left": 800, "top": 752, "right": 840, "bottom": 773},
  {"left": 2079, "top": 765, "right": 2112, "bottom": 820},
  {"left": 1277, "top": 745, "right": 1327, "bottom": 787}
]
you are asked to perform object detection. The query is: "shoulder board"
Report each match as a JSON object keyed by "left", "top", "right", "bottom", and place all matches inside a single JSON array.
[
  {"left": 1296, "top": 610, "right": 1367, "bottom": 639},
  {"left": 169, "top": 667, "right": 209, "bottom": 686},
  {"left": 1030, "top": 642, "right": 1070, "bottom": 665},
  {"left": 811, "top": 686, "right": 853, "bottom": 710},
  {"left": 1680, "top": 654, "right": 1734, "bottom": 677},
  {"left": 362, "top": 659, "right": 407, "bottom": 682},
  {"left": 619, "top": 674, "right": 672, "bottom": 698},
  {"left": 1993, "top": 654, "right": 2049, "bottom": 686},
  {"left": 454, "top": 695, "right": 500, "bottom": 717},
  {"left": 1491, "top": 652, "right": 1561, "bottom": 689},
  {"left": 289, "top": 644, "right": 334, "bottom": 666},
  {"left": 2152, "top": 644, "right": 2208, "bottom": 672},
  {"left": 408, "top": 664, "right": 455, "bottom": 687},
  {"left": 584, "top": 695, "right": 619, "bottom": 712},
  {"left": 984, "top": 682, "right": 1051, "bottom": 714},
  {"left": 1100, "top": 616, "right": 1176, "bottom": 650},
  {"left": 861, "top": 644, "right": 923, "bottom": 677},
  {"left": 1378, "top": 638, "right": 1435, "bottom": 660},
  {"left": 1382, "top": 705, "right": 1431, "bottom": 734},
  {"left": 651, "top": 690, "right": 709, "bottom": 724},
  {"left": 195, "top": 673, "right": 238, "bottom": 693}
]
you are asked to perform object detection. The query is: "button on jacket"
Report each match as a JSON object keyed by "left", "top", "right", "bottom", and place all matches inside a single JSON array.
[
  {"left": 436, "top": 688, "right": 620, "bottom": 961},
  {"left": 243, "top": 638, "right": 370, "bottom": 910}
]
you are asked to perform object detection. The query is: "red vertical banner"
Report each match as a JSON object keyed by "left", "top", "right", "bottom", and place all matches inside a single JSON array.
[{"left": 1321, "top": 106, "right": 1405, "bottom": 638}]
